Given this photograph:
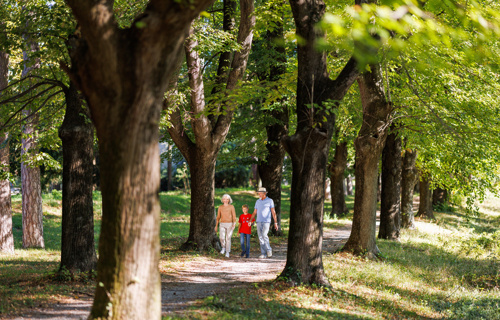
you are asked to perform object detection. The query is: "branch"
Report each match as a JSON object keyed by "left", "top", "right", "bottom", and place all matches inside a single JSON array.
[{"left": 212, "top": 0, "right": 255, "bottom": 145}]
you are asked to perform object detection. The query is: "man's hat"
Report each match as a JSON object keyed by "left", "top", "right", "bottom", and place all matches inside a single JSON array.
[{"left": 257, "top": 187, "right": 267, "bottom": 193}]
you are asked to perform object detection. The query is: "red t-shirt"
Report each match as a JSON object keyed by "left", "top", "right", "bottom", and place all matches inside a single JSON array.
[{"left": 238, "top": 213, "right": 254, "bottom": 234}]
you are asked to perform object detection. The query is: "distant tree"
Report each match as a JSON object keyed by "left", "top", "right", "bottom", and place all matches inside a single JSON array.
[
  {"left": 416, "top": 174, "right": 435, "bottom": 219},
  {"left": 378, "top": 128, "right": 401, "bottom": 240},
  {"left": 328, "top": 139, "right": 349, "bottom": 217},
  {"left": 401, "top": 147, "right": 418, "bottom": 229}
]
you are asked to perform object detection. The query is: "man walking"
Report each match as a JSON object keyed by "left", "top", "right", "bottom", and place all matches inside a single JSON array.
[{"left": 250, "top": 187, "right": 278, "bottom": 258}]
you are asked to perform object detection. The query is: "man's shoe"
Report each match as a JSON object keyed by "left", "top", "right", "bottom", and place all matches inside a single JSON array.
[
  {"left": 267, "top": 251, "right": 272, "bottom": 258},
  {"left": 258, "top": 254, "right": 266, "bottom": 259},
  {"left": 240, "top": 251, "right": 245, "bottom": 257},
  {"left": 220, "top": 248, "right": 225, "bottom": 254}
]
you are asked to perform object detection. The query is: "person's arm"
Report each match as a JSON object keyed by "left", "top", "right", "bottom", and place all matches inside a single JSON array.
[
  {"left": 231, "top": 206, "right": 236, "bottom": 229},
  {"left": 271, "top": 207, "right": 278, "bottom": 230},
  {"left": 215, "top": 206, "right": 221, "bottom": 232},
  {"left": 249, "top": 208, "right": 257, "bottom": 225}
]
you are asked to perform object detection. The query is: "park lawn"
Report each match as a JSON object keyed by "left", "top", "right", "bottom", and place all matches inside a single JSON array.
[{"left": 0, "top": 188, "right": 499, "bottom": 319}]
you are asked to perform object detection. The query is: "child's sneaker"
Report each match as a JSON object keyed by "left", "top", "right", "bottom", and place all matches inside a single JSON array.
[
  {"left": 267, "top": 250, "right": 272, "bottom": 258},
  {"left": 258, "top": 254, "right": 266, "bottom": 259},
  {"left": 220, "top": 248, "right": 225, "bottom": 254},
  {"left": 225, "top": 252, "right": 230, "bottom": 258}
]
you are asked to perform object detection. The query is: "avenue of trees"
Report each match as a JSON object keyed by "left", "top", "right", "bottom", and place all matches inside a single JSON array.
[{"left": 1, "top": 0, "right": 500, "bottom": 319}]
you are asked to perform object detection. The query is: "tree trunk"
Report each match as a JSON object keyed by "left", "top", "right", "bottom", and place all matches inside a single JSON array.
[
  {"left": 329, "top": 140, "right": 349, "bottom": 217},
  {"left": 342, "top": 64, "right": 392, "bottom": 258},
  {"left": 167, "top": 0, "right": 255, "bottom": 251},
  {"left": 181, "top": 152, "right": 219, "bottom": 250},
  {"left": 401, "top": 148, "right": 417, "bottom": 229},
  {"left": 58, "top": 82, "right": 97, "bottom": 273},
  {"left": 416, "top": 175, "right": 435, "bottom": 219},
  {"left": 21, "top": 111, "right": 44, "bottom": 248},
  {"left": 378, "top": 130, "right": 401, "bottom": 240},
  {"left": 63, "top": 1, "right": 215, "bottom": 318},
  {"left": 258, "top": 12, "right": 287, "bottom": 236},
  {"left": 20, "top": 21, "right": 44, "bottom": 249},
  {"left": 0, "top": 51, "right": 14, "bottom": 254},
  {"left": 432, "top": 187, "right": 448, "bottom": 208},
  {"left": 281, "top": 0, "right": 359, "bottom": 286}
]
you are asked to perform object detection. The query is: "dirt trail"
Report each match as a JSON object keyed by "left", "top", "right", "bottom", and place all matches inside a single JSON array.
[{"left": 5, "top": 224, "right": 352, "bottom": 320}]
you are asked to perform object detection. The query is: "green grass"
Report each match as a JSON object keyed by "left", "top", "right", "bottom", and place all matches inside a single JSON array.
[{"left": 1, "top": 188, "right": 500, "bottom": 319}]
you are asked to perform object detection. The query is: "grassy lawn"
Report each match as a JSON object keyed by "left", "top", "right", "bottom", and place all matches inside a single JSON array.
[{"left": 1, "top": 188, "right": 499, "bottom": 319}]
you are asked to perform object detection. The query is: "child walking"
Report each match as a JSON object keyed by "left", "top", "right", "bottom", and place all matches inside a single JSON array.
[{"left": 238, "top": 204, "right": 254, "bottom": 258}]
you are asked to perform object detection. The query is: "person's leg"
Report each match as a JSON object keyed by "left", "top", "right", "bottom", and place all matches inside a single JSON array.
[
  {"left": 245, "top": 233, "right": 251, "bottom": 257},
  {"left": 240, "top": 233, "right": 245, "bottom": 254},
  {"left": 256, "top": 222, "right": 266, "bottom": 256},
  {"left": 219, "top": 225, "right": 227, "bottom": 253},
  {"left": 226, "top": 224, "right": 234, "bottom": 253},
  {"left": 261, "top": 222, "right": 271, "bottom": 256}
]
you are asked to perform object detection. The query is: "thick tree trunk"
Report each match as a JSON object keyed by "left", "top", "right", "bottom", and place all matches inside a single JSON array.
[
  {"left": 342, "top": 64, "right": 392, "bottom": 258},
  {"left": 281, "top": 0, "right": 359, "bottom": 286},
  {"left": 378, "top": 130, "right": 401, "bottom": 240},
  {"left": 401, "top": 148, "right": 417, "bottom": 228},
  {"left": 181, "top": 152, "right": 219, "bottom": 250},
  {"left": 0, "top": 51, "right": 14, "bottom": 254},
  {"left": 416, "top": 176, "right": 435, "bottom": 219},
  {"left": 258, "top": 16, "right": 287, "bottom": 236},
  {"left": 64, "top": 1, "right": 216, "bottom": 318},
  {"left": 58, "top": 83, "right": 97, "bottom": 273},
  {"left": 329, "top": 140, "right": 349, "bottom": 217}
]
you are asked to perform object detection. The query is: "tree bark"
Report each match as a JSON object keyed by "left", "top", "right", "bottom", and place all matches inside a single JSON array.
[
  {"left": 401, "top": 148, "right": 417, "bottom": 228},
  {"left": 20, "top": 33, "right": 44, "bottom": 249},
  {"left": 342, "top": 63, "right": 392, "bottom": 258},
  {"left": 329, "top": 140, "right": 349, "bottom": 217},
  {"left": 416, "top": 175, "right": 435, "bottom": 219},
  {"left": 21, "top": 111, "right": 44, "bottom": 248},
  {"left": 63, "top": 1, "right": 215, "bottom": 318},
  {"left": 258, "top": 8, "right": 288, "bottom": 236},
  {"left": 167, "top": 0, "right": 255, "bottom": 251},
  {"left": 58, "top": 82, "right": 97, "bottom": 273},
  {"left": 281, "top": 0, "right": 359, "bottom": 286},
  {"left": 378, "top": 130, "right": 401, "bottom": 240},
  {"left": 0, "top": 51, "right": 14, "bottom": 254}
]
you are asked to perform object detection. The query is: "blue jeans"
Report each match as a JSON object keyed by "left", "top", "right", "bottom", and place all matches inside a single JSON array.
[
  {"left": 240, "top": 233, "right": 250, "bottom": 257},
  {"left": 256, "top": 222, "right": 271, "bottom": 255}
]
